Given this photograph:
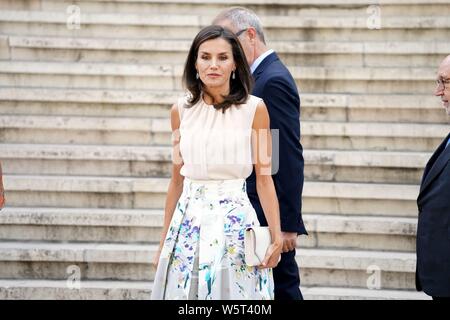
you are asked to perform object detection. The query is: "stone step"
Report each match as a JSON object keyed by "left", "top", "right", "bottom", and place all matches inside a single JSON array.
[
  {"left": 301, "top": 121, "right": 448, "bottom": 152},
  {"left": 0, "top": 207, "right": 163, "bottom": 243},
  {"left": 0, "top": 241, "right": 156, "bottom": 282},
  {"left": 301, "top": 214, "right": 417, "bottom": 251},
  {"left": 1, "top": 11, "right": 449, "bottom": 42},
  {"left": 302, "top": 286, "right": 429, "bottom": 300},
  {"left": 0, "top": 279, "right": 152, "bottom": 299},
  {"left": 0, "top": 86, "right": 442, "bottom": 109},
  {"left": 304, "top": 149, "right": 428, "bottom": 184},
  {"left": 2, "top": 175, "right": 420, "bottom": 215},
  {"left": 0, "top": 207, "right": 162, "bottom": 228},
  {"left": 5, "top": 36, "right": 449, "bottom": 66},
  {"left": 298, "top": 248, "right": 417, "bottom": 290},
  {"left": 0, "top": 143, "right": 172, "bottom": 178},
  {"left": 303, "top": 181, "right": 419, "bottom": 217},
  {"left": 0, "top": 114, "right": 170, "bottom": 146},
  {"left": 6, "top": 34, "right": 449, "bottom": 57},
  {"left": 0, "top": 242, "right": 152, "bottom": 263},
  {"left": 0, "top": 242, "right": 418, "bottom": 289},
  {"left": 1, "top": 114, "right": 446, "bottom": 151},
  {"left": 0, "top": 61, "right": 439, "bottom": 94},
  {"left": 0, "top": 278, "right": 427, "bottom": 300},
  {"left": 0, "top": 207, "right": 417, "bottom": 251},
  {"left": 0, "top": 143, "right": 430, "bottom": 183},
  {"left": 2, "top": 174, "right": 168, "bottom": 209},
  {"left": 0, "top": 61, "right": 437, "bottom": 81},
  {"left": 3, "top": 0, "right": 450, "bottom": 16},
  {"left": 0, "top": 87, "right": 445, "bottom": 123}
]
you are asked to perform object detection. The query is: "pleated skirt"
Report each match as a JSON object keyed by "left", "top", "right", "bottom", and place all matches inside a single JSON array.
[{"left": 151, "top": 178, "right": 274, "bottom": 300}]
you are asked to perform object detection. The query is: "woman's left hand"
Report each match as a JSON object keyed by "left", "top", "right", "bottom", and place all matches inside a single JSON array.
[{"left": 259, "top": 237, "right": 283, "bottom": 269}]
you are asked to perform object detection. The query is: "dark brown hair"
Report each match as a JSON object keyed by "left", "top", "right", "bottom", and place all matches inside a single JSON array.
[{"left": 182, "top": 25, "right": 253, "bottom": 113}]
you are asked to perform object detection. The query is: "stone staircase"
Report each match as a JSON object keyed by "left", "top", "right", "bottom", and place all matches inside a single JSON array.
[{"left": 0, "top": 0, "right": 448, "bottom": 299}]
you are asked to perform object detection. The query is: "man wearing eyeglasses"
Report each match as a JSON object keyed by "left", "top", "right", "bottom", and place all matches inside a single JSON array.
[
  {"left": 213, "top": 8, "right": 307, "bottom": 300},
  {"left": 416, "top": 55, "right": 450, "bottom": 300},
  {"left": 0, "top": 162, "right": 5, "bottom": 209}
]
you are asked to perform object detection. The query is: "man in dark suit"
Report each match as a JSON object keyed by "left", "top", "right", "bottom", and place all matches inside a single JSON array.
[
  {"left": 416, "top": 55, "right": 450, "bottom": 300},
  {"left": 214, "top": 7, "right": 308, "bottom": 300}
]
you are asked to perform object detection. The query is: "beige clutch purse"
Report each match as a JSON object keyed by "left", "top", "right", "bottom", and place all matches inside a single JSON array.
[{"left": 244, "top": 226, "right": 272, "bottom": 266}]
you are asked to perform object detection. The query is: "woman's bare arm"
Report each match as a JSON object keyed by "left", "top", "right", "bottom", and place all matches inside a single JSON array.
[
  {"left": 153, "top": 103, "right": 185, "bottom": 265},
  {"left": 252, "top": 101, "right": 283, "bottom": 268}
]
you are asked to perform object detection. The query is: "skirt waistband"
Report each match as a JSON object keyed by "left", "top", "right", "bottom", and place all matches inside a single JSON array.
[{"left": 183, "top": 178, "right": 246, "bottom": 196}]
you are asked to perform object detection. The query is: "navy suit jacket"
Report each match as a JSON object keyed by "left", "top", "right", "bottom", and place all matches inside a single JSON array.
[
  {"left": 416, "top": 132, "right": 450, "bottom": 297},
  {"left": 246, "top": 52, "right": 307, "bottom": 235}
]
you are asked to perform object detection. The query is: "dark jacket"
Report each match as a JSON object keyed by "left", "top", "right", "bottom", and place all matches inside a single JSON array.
[
  {"left": 416, "top": 132, "right": 450, "bottom": 297},
  {"left": 246, "top": 52, "right": 307, "bottom": 235}
]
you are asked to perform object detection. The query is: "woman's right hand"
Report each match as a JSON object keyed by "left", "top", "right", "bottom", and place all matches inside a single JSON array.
[
  {"left": 0, "top": 191, "right": 4, "bottom": 209},
  {"left": 152, "top": 246, "right": 162, "bottom": 268}
]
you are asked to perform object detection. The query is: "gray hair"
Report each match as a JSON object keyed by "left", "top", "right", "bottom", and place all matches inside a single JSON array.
[{"left": 213, "top": 7, "right": 266, "bottom": 44}]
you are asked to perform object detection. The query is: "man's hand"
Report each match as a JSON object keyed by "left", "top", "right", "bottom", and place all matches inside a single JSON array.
[{"left": 282, "top": 232, "right": 298, "bottom": 253}]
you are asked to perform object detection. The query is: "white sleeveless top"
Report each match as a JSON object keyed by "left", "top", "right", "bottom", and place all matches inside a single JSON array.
[{"left": 177, "top": 94, "right": 261, "bottom": 180}]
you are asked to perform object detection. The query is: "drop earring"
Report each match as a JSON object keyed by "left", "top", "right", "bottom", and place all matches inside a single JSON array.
[
  {"left": 232, "top": 71, "right": 235, "bottom": 80},
  {"left": 196, "top": 72, "right": 199, "bottom": 79}
]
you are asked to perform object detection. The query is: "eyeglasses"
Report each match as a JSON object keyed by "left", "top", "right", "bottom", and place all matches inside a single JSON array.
[
  {"left": 235, "top": 28, "right": 247, "bottom": 37},
  {"left": 436, "top": 78, "right": 450, "bottom": 89}
]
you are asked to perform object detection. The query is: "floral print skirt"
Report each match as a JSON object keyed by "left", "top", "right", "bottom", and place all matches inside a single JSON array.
[{"left": 151, "top": 178, "right": 274, "bottom": 300}]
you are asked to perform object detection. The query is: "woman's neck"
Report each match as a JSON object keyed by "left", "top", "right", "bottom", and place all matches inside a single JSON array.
[{"left": 203, "top": 86, "right": 229, "bottom": 105}]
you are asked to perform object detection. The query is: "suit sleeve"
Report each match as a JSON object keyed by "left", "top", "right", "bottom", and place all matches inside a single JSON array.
[{"left": 261, "top": 76, "right": 307, "bottom": 235}]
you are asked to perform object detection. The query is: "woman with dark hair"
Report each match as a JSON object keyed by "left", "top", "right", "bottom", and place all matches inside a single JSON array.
[{"left": 151, "top": 25, "right": 282, "bottom": 300}]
